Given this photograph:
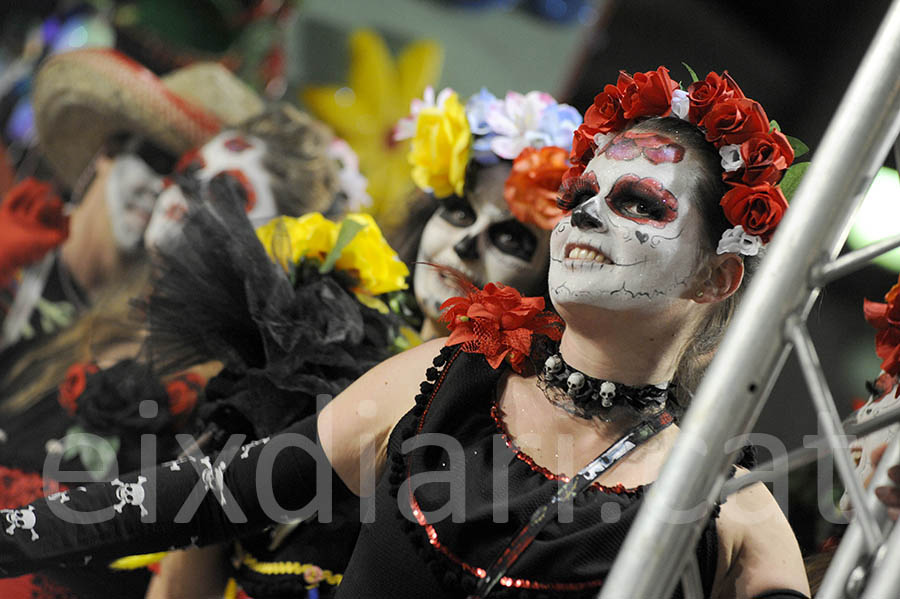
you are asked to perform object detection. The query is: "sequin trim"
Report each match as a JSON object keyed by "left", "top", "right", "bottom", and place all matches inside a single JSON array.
[
  {"left": 403, "top": 348, "right": 607, "bottom": 593},
  {"left": 488, "top": 403, "right": 645, "bottom": 496}
]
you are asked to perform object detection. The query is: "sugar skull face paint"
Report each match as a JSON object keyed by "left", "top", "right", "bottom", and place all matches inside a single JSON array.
[
  {"left": 105, "top": 154, "right": 163, "bottom": 252},
  {"left": 144, "top": 131, "right": 276, "bottom": 252},
  {"left": 548, "top": 133, "right": 708, "bottom": 312},
  {"left": 414, "top": 162, "right": 551, "bottom": 322}
]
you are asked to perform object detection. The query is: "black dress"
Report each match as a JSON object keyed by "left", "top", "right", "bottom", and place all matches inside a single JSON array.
[{"left": 0, "top": 344, "right": 720, "bottom": 598}]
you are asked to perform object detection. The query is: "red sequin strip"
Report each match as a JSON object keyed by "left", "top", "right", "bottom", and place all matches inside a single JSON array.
[
  {"left": 405, "top": 351, "right": 605, "bottom": 592},
  {"left": 488, "top": 404, "right": 642, "bottom": 495}
]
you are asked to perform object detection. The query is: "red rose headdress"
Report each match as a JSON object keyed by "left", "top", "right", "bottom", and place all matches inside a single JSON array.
[{"left": 564, "top": 65, "right": 809, "bottom": 255}]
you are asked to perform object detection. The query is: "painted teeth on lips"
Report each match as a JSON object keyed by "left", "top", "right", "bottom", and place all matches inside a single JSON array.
[{"left": 564, "top": 243, "right": 613, "bottom": 264}]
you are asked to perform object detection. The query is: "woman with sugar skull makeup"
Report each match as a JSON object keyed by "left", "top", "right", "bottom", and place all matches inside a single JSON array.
[{"left": 0, "top": 66, "right": 811, "bottom": 599}]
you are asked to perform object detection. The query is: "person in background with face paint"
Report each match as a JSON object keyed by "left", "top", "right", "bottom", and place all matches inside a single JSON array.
[
  {"left": 391, "top": 87, "right": 582, "bottom": 340},
  {"left": 0, "top": 48, "right": 263, "bottom": 599},
  {"left": 0, "top": 67, "right": 811, "bottom": 599}
]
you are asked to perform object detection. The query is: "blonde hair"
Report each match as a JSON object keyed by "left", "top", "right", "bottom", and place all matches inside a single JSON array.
[{"left": 0, "top": 262, "right": 151, "bottom": 416}]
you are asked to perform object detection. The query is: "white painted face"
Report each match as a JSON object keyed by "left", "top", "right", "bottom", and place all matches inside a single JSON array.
[
  {"left": 105, "top": 154, "right": 162, "bottom": 252},
  {"left": 144, "top": 131, "right": 277, "bottom": 252},
  {"left": 414, "top": 162, "right": 551, "bottom": 321},
  {"left": 548, "top": 129, "right": 709, "bottom": 313}
]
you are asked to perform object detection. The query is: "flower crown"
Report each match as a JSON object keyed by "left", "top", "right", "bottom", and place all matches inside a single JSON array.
[
  {"left": 564, "top": 65, "right": 809, "bottom": 256},
  {"left": 394, "top": 87, "right": 584, "bottom": 230}
]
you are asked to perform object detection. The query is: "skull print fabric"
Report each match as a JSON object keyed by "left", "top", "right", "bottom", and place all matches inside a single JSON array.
[{"left": 0, "top": 415, "right": 336, "bottom": 576}]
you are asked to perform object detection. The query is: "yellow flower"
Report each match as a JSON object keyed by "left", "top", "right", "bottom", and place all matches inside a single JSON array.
[
  {"left": 256, "top": 213, "right": 338, "bottom": 264},
  {"left": 302, "top": 30, "right": 443, "bottom": 232},
  {"left": 337, "top": 213, "right": 409, "bottom": 295},
  {"left": 256, "top": 213, "right": 409, "bottom": 297},
  {"left": 408, "top": 92, "right": 471, "bottom": 198}
]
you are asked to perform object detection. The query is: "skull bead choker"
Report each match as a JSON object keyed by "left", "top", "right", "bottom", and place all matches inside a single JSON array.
[{"left": 537, "top": 349, "right": 671, "bottom": 421}]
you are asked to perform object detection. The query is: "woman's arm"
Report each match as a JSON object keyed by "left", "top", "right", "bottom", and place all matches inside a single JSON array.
[
  {"left": 713, "top": 479, "right": 810, "bottom": 599},
  {"left": 319, "top": 337, "right": 448, "bottom": 495}
]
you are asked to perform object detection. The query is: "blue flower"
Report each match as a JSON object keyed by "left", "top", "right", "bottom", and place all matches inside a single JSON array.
[
  {"left": 537, "top": 103, "right": 583, "bottom": 151},
  {"left": 466, "top": 87, "right": 499, "bottom": 136}
]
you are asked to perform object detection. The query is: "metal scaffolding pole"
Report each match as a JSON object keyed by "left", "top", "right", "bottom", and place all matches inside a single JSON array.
[{"left": 598, "top": 0, "right": 900, "bottom": 596}]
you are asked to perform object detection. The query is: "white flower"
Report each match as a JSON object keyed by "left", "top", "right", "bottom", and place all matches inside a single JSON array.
[
  {"left": 671, "top": 89, "right": 690, "bottom": 120},
  {"left": 486, "top": 91, "right": 557, "bottom": 159},
  {"left": 393, "top": 86, "right": 456, "bottom": 141},
  {"left": 328, "top": 138, "right": 371, "bottom": 211},
  {"left": 719, "top": 144, "right": 743, "bottom": 172},
  {"left": 717, "top": 225, "right": 761, "bottom": 256}
]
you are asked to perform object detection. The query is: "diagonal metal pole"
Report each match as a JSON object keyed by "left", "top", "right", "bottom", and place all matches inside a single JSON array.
[{"left": 599, "top": 1, "right": 900, "bottom": 596}]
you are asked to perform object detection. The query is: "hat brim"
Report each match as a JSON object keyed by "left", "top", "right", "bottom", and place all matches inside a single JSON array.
[{"left": 32, "top": 49, "right": 225, "bottom": 188}]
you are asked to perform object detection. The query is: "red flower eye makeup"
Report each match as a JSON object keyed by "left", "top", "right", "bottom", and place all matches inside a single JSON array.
[
  {"left": 605, "top": 174, "right": 678, "bottom": 228},
  {"left": 557, "top": 170, "right": 600, "bottom": 211}
]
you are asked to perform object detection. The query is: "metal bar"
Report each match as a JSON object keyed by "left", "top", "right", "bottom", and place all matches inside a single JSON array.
[
  {"left": 861, "top": 525, "right": 900, "bottom": 598},
  {"left": 789, "top": 320, "right": 881, "bottom": 550},
  {"left": 679, "top": 553, "right": 703, "bottom": 599},
  {"left": 599, "top": 1, "right": 900, "bottom": 596},
  {"left": 813, "top": 233, "right": 900, "bottom": 285},
  {"left": 819, "top": 435, "right": 900, "bottom": 598}
]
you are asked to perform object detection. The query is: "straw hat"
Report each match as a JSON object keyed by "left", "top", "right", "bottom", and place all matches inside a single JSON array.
[{"left": 32, "top": 48, "right": 264, "bottom": 188}]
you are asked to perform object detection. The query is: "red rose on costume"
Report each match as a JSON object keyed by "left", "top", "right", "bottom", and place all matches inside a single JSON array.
[
  {"left": 864, "top": 282, "right": 900, "bottom": 376},
  {"left": 620, "top": 66, "right": 679, "bottom": 120},
  {"left": 504, "top": 146, "right": 569, "bottom": 230},
  {"left": 58, "top": 362, "right": 99, "bottom": 415},
  {"left": 687, "top": 71, "right": 745, "bottom": 123},
  {"left": 725, "top": 130, "right": 795, "bottom": 186},
  {"left": 0, "top": 178, "right": 69, "bottom": 284},
  {"left": 719, "top": 183, "right": 787, "bottom": 242},
  {"left": 165, "top": 372, "right": 205, "bottom": 416},
  {"left": 440, "top": 282, "right": 563, "bottom": 373},
  {"left": 701, "top": 98, "right": 770, "bottom": 145}
]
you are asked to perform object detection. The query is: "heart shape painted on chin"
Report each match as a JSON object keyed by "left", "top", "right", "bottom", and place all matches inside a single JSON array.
[{"left": 635, "top": 231, "right": 649, "bottom": 244}]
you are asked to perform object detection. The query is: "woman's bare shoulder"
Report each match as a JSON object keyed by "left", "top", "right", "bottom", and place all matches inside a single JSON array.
[
  {"left": 318, "top": 337, "right": 449, "bottom": 494},
  {"left": 713, "top": 468, "right": 810, "bottom": 598}
]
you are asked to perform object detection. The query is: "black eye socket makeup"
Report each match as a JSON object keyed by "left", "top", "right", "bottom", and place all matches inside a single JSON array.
[
  {"left": 438, "top": 196, "right": 477, "bottom": 228},
  {"left": 488, "top": 220, "right": 537, "bottom": 262},
  {"left": 557, "top": 171, "right": 600, "bottom": 211},
  {"left": 604, "top": 174, "right": 678, "bottom": 228}
]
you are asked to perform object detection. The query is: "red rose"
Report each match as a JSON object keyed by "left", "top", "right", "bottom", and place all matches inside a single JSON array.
[
  {"left": 719, "top": 183, "right": 787, "bottom": 242},
  {"left": 440, "top": 282, "right": 563, "bottom": 373},
  {"left": 619, "top": 66, "right": 679, "bottom": 120},
  {"left": 701, "top": 98, "right": 770, "bottom": 145},
  {"left": 687, "top": 71, "right": 745, "bottom": 123},
  {"left": 165, "top": 372, "right": 205, "bottom": 416},
  {"left": 582, "top": 81, "right": 628, "bottom": 135},
  {"left": 0, "top": 178, "right": 69, "bottom": 284},
  {"left": 725, "top": 130, "right": 795, "bottom": 186},
  {"left": 569, "top": 125, "right": 598, "bottom": 167},
  {"left": 864, "top": 292, "right": 900, "bottom": 377},
  {"left": 504, "top": 146, "right": 569, "bottom": 231},
  {"left": 58, "top": 362, "right": 99, "bottom": 415},
  {"left": 561, "top": 163, "right": 585, "bottom": 185}
]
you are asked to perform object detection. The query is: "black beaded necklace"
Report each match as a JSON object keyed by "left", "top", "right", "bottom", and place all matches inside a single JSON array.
[{"left": 535, "top": 345, "right": 672, "bottom": 421}]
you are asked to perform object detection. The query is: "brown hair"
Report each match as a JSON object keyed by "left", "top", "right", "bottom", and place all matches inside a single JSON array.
[
  {"left": 629, "top": 117, "right": 764, "bottom": 407},
  {"left": 238, "top": 103, "right": 340, "bottom": 217}
]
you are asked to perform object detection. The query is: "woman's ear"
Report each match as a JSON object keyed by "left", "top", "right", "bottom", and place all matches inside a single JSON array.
[{"left": 692, "top": 253, "right": 744, "bottom": 304}]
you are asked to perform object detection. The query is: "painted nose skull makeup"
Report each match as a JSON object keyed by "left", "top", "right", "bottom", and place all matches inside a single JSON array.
[
  {"left": 105, "top": 154, "right": 163, "bottom": 252},
  {"left": 144, "top": 131, "right": 277, "bottom": 252},
  {"left": 414, "top": 162, "right": 551, "bottom": 321},
  {"left": 548, "top": 131, "right": 707, "bottom": 312}
]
